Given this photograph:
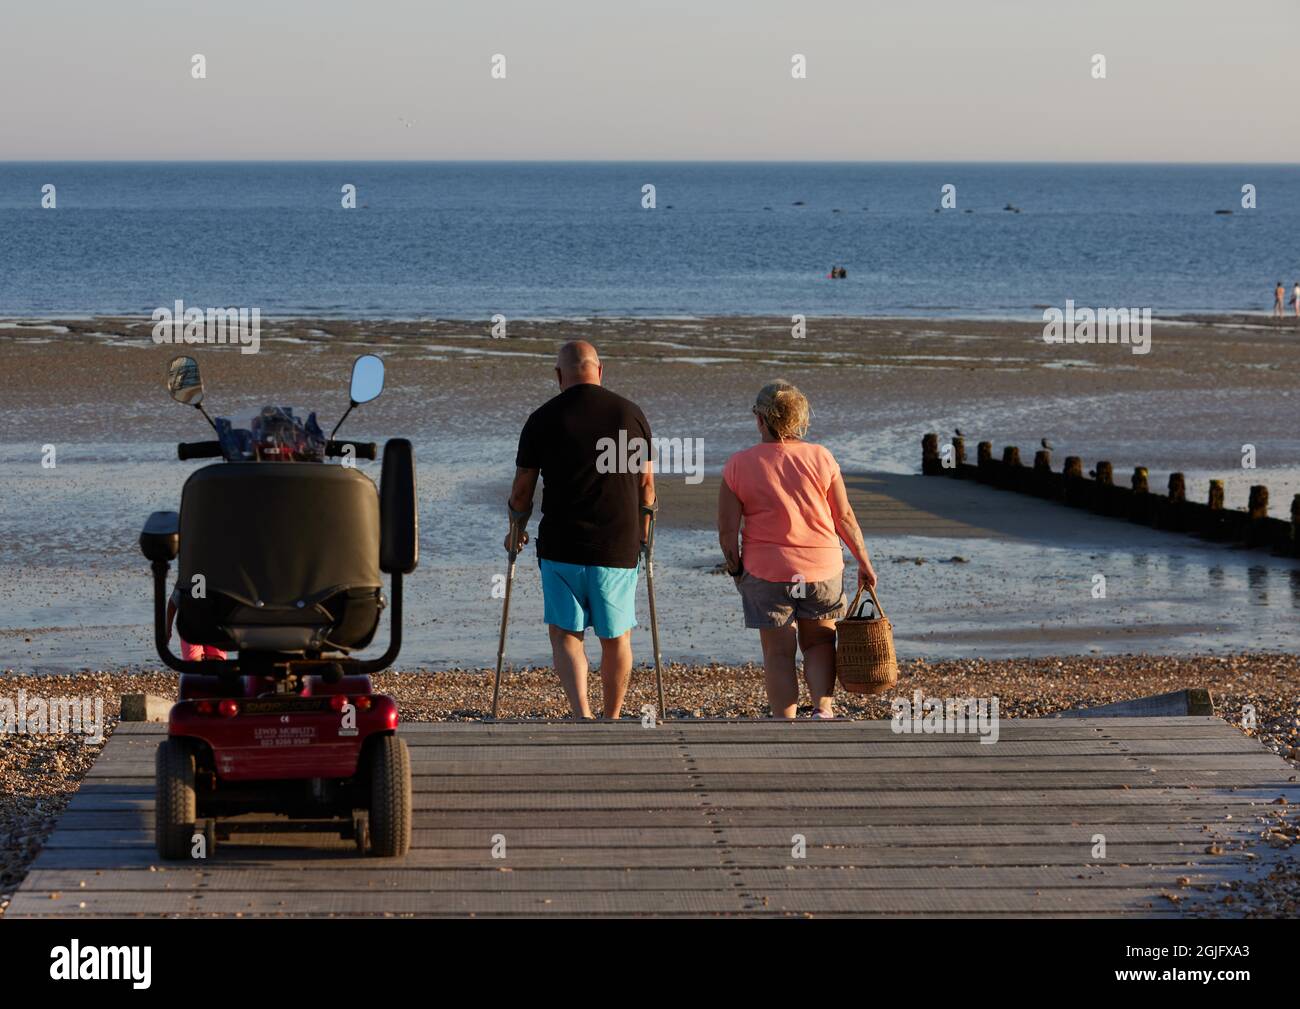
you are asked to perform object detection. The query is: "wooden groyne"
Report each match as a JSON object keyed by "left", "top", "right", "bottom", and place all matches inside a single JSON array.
[{"left": 922, "top": 433, "right": 1300, "bottom": 557}]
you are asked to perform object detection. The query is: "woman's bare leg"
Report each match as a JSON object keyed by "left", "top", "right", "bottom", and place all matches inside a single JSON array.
[
  {"left": 797, "top": 618, "right": 837, "bottom": 716},
  {"left": 759, "top": 625, "right": 799, "bottom": 717}
]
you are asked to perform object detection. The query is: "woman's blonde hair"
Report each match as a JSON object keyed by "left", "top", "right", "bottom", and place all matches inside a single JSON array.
[{"left": 753, "top": 381, "right": 810, "bottom": 441}]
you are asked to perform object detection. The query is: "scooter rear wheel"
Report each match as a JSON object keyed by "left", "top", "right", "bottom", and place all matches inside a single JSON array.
[
  {"left": 156, "top": 737, "right": 197, "bottom": 860},
  {"left": 368, "top": 735, "right": 411, "bottom": 857}
]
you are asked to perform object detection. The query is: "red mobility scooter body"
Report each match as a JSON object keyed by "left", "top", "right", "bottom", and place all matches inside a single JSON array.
[
  {"left": 171, "top": 673, "right": 398, "bottom": 782},
  {"left": 140, "top": 354, "right": 419, "bottom": 859}
]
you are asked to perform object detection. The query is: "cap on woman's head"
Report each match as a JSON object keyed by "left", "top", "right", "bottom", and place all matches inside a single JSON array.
[{"left": 754, "top": 380, "right": 810, "bottom": 441}]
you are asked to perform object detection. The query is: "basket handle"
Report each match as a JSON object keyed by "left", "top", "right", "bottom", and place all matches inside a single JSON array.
[{"left": 846, "top": 583, "right": 886, "bottom": 620}]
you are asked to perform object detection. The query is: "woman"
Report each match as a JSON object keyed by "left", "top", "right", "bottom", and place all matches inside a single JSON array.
[
  {"left": 165, "top": 583, "right": 228, "bottom": 662},
  {"left": 718, "top": 381, "right": 876, "bottom": 718}
]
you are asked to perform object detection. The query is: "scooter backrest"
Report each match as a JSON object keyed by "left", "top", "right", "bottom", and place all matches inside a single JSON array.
[
  {"left": 380, "top": 438, "right": 418, "bottom": 574},
  {"left": 179, "top": 462, "right": 381, "bottom": 609}
]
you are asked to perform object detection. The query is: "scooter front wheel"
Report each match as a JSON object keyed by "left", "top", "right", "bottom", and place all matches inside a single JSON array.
[
  {"left": 155, "top": 737, "right": 197, "bottom": 860},
  {"left": 367, "top": 735, "right": 411, "bottom": 857}
]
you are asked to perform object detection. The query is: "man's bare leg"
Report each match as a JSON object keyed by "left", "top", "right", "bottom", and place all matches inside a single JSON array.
[
  {"left": 550, "top": 625, "right": 592, "bottom": 718},
  {"left": 597, "top": 631, "right": 632, "bottom": 719}
]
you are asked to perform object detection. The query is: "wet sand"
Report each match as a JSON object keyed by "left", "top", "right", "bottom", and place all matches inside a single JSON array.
[{"left": 3, "top": 314, "right": 1300, "bottom": 446}]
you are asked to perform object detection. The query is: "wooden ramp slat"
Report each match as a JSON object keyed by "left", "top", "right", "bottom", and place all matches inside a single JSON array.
[
  {"left": 14, "top": 863, "right": 1253, "bottom": 893},
  {"left": 81, "top": 753, "right": 1286, "bottom": 775},
  {"left": 19, "top": 844, "right": 1262, "bottom": 872},
  {"left": 11, "top": 717, "right": 1294, "bottom": 918},
  {"left": 76, "top": 771, "right": 1299, "bottom": 791},
  {"left": 1, "top": 886, "right": 1217, "bottom": 917},
  {"left": 47, "top": 803, "right": 1287, "bottom": 830},
  {"left": 100, "top": 716, "right": 1243, "bottom": 735},
  {"left": 55, "top": 787, "right": 1300, "bottom": 813},
  {"left": 33, "top": 821, "right": 1270, "bottom": 848}
]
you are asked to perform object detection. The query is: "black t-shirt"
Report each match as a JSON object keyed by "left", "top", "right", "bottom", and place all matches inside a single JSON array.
[{"left": 515, "top": 383, "right": 652, "bottom": 569}]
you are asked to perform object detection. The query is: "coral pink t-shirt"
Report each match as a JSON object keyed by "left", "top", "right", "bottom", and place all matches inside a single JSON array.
[{"left": 722, "top": 440, "right": 844, "bottom": 583}]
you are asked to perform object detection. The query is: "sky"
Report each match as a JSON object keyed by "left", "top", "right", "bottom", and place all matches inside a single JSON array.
[{"left": 2, "top": 0, "right": 1298, "bottom": 161}]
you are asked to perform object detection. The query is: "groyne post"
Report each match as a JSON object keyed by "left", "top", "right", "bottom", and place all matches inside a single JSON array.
[
  {"left": 1130, "top": 466, "right": 1152, "bottom": 524},
  {"left": 1094, "top": 461, "right": 1115, "bottom": 515},
  {"left": 1001, "top": 446, "right": 1022, "bottom": 492},
  {"left": 976, "top": 441, "right": 993, "bottom": 483},
  {"left": 1062, "top": 456, "right": 1085, "bottom": 507},
  {"left": 1206, "top": 479, "right": 1227, "bottom": 540},
  {"left": 922, "top": 433, "right": 941, "bottom": 476},
  {"left": 1165, "top": 472, "right": 1186, "bottom": 531},
  {"left": 1032, "top": 449, "right": 1051, "bottom": 495},
  {"left": 1246, "top": 485, "right": 1274, "bottom": 548},
  {"left": 1292, "top": 495, "right": 1300, "bottom": 557}
]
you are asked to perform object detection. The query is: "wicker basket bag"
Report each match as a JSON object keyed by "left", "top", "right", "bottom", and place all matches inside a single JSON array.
[{"left": 834, "top": 584, "right": 898, "bottom": 695}]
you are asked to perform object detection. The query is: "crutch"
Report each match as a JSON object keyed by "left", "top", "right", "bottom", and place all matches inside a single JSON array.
[
  {"left": 641, "top": 503, "right": 667, "bottom": 720},
  {"left": 491, "top": 513, "right": 524, "bottom": 719}
]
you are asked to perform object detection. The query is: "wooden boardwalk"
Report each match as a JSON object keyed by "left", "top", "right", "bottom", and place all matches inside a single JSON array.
[{"left": 9, "top": 717, "right": 1298, "bottom": 917}]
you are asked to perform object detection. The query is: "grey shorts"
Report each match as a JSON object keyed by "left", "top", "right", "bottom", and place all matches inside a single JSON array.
[{"left": 733, "top": 571, "right": 847, "bottom": 629}]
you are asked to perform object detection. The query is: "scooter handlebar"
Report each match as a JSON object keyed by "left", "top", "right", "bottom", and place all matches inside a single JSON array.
[
  {"left": 178, "top": 440, "right": 377, "bottom": 461},
  {"left": 177, "top": 441, "right": 223, "bottom": 460},
  {"left": 326, "top": 440, "right": 378, "bottom": 460}
]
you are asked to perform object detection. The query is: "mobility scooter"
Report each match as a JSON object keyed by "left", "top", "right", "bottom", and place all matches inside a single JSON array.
[{"left": 138, "top": 354, "right": 419, "bottom": 858}]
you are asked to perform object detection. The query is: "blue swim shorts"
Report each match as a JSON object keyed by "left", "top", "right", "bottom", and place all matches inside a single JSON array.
[{"left": 539, "top": 559, "right": 639, "bottom": 639}]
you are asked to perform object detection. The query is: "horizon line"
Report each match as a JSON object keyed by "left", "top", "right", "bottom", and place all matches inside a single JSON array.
[{"left": 2, "top": 158, "right": 1299, "bottom": 167}]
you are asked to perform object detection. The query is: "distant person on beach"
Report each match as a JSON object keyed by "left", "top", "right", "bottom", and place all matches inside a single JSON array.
[
  {"left": 1275, "top": 281, "right": 1286, "bottom": 318},
  {"left": 1293, "top": 281, "right": 1300, "bottom": 318},
  {"left": 717, "top": 381, "right": 877, "bottom": 719},
  {"left": 506, "top": 340, "right": 655, "bottom": 719},
  {"left": 165, "top": 584, "right": 227, "bottom": 661}
]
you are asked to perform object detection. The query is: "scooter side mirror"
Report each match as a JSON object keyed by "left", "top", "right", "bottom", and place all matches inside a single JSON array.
[
  {"left": 350, "top": 355, "right": 384, "bottom": 405},
  {"left": 379, "top": 439, "right": 418, "bottom": 574},
  {"left": 167, "top": 356, "right": 204, "bottom": 406}
]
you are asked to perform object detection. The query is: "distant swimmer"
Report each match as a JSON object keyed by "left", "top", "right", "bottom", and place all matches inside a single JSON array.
[{"left": 827, "top": 266, "right": 847, "bottom": 279}]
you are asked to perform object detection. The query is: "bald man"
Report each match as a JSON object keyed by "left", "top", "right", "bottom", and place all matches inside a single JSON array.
[{"left": 506, "top": 341, "right": 656, "bottom": 719}]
